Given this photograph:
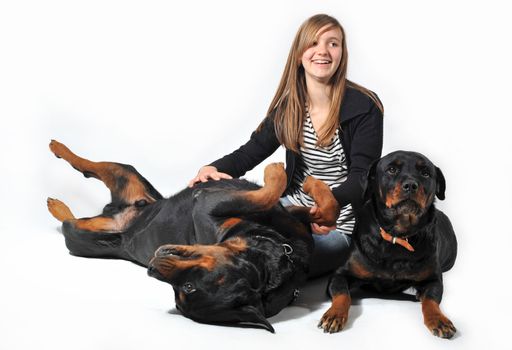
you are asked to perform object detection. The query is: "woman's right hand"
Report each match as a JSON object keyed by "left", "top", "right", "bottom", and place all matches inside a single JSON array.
[{"left": 188, "top": 166, "right": 233, "bottom": 187}]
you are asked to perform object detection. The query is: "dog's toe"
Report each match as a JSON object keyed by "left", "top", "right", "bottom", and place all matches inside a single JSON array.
[{"left": 318, "top": 308, "right": 347, "bottom": 334}]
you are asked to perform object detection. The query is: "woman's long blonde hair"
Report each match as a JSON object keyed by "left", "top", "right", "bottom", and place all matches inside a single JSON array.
[{"left": 261, "top": 14, "right": 383, "bottom": 152}]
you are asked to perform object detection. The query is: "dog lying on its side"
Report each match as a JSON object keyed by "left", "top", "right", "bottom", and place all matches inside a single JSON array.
[
  {"left": 47, "top": 140, "right": 340, "bottom": 333},
  {"left": 318, "top": 151, "right": 457, "bottom": 338}
]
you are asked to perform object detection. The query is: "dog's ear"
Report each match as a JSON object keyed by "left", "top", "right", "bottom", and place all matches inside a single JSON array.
[
  {"left": 233, "top": 305, "right": 275, "bottom": 333},
  {"left": 362, "top": 160, "right": 378, "bottom": 203},
  {"left": 435, "top": 166, "right": 446, "bottom": 200}
]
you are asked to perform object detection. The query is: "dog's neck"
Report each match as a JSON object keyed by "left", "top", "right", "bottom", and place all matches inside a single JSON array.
[
  {"left": 240, "top": 232, "right": 308, "bottom": 316},
  {"left": 379, "top": 227, "right": 415, "bottom": 252}
]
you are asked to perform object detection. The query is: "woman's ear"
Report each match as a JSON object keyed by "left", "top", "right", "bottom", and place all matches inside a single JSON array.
[{"left": 435, "top": 166, "right": 446, "bottom": 200}]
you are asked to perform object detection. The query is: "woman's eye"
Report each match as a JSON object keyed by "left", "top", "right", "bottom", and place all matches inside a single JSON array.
[
  {"left": 182, "top": 282, "right": 196, "bottom": 294},
  {"left": 329, "top": 42, "right": 338, "bottom": 47}
]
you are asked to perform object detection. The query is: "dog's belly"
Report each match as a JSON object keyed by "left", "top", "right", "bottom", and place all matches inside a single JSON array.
[{"left": 123, "top": 198, "right": 196, "bottom": 265}]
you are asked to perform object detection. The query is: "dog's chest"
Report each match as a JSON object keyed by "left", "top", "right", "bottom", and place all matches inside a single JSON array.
[{"left": 347, "top": 253, "right": 433, "bottom": 284}]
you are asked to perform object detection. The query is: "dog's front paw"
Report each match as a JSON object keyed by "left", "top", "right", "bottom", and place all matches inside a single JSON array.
[
  {"left": 318, "top": 294, "right": 351, "bottom": 334},
  {"left": 318, "top": 306, "right": 348, "bottom": 333},
  {"left": 425, "top": 314, "right": 456, "bottom": 339}
]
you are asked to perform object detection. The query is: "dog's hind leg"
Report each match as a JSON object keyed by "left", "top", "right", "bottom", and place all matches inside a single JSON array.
[
  {"left": 201, "top": 162, "right": 287, "bottom": 217},
  {"left": 49, "top": 140, "right": 163, "bottom": 206},
  {"left": 47, "top": 197, "right": 136, "bottom": 233},
  {"left": 47, "top": 198, "right": 76, "bottom": 222},
  {"left": 242, "top": 162, "right": 288, "bottom": 211}
]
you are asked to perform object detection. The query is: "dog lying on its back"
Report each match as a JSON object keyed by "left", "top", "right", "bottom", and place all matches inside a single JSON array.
[
  {"left": 318, "top": 151, "right": 457, "bottom": 338},
  {"left": 47, "top": 140, "right": 340, "bottom": 333}
]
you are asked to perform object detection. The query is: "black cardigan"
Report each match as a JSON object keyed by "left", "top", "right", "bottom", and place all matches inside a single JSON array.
[{"left": 210, "top": 87, "right": 383, "bottom": 208}]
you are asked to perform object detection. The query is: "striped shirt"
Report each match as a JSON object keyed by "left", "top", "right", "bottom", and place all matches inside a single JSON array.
[{"left": 286, "top": 113, "right": 355, "bottom": 235}]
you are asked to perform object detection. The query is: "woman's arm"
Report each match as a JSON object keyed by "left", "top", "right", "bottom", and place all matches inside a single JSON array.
[
  {"left": 332, "top": 103, "right": 383, "bottom": 207},
  {"left": 208, "top": 115, "right": 281, "bottom": 178}
]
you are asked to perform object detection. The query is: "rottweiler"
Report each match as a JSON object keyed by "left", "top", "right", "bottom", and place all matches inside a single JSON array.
[
  {"left": 47, "top": 140, "right": 339, "bottom": 333},
  {"left": 318, "top": 151, "right": 457, "bottom": 338}
]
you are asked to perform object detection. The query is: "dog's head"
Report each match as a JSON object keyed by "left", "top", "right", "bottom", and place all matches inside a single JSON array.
[
  {"left": 364, "top": 151, "right": 445, "bottom": 232},
  {"left": 147, "top": 237, "right": 274, "bottom": 332}
]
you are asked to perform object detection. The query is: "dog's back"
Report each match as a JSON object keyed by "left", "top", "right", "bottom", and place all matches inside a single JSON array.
[{"left": 435, "top": 209, "right": 457, "bottom": 272}]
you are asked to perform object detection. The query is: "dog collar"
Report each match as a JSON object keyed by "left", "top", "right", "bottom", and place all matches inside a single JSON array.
[
  {"left": 254, "top": 235, "right": 295, "bottom": 264},
  {"left": 379, "top": 228, "right": 415, "bottom": 252}
]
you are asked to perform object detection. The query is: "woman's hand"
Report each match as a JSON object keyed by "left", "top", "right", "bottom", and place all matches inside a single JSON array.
[
  {"left": 188, "top": 166, "right": 232, "bottom": 187},
  {"left": 311, "top": 223, "right": 336, "bottom": 235}
]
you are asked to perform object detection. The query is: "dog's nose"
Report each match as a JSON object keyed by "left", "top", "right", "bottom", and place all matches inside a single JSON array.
[
  {"left": 402, "top": 180, "right": 418, "bottom": 194},
  {"left": 147, "top": 264, "right": 160, "bottom": 277}
]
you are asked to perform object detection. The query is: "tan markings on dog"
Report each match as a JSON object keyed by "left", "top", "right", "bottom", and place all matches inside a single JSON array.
[
  {"left": 421, "top": 297, "right": 456, "bottom": 338},
  {"left": 415, "top": 186, "right": 433, "bottom": 209},
  {"left": 153, "top": 242, "right": 246, "bottom": 279},
  {"left": 220, "top": 218, "right": 242, "bottom": 230},
  {"left": 318, "top": 293, "right": 351, "bottom": 333},
  {"left": 385, "top": 182, "right": 402, "bottom": 208},
  {"left": 216, "top": 276, "right": 226, "bottom": 285},
  {"left": 245, "top": 163, "right": 286, "bottom": 211},
  {"left": 47, "top": 198, "right": 76, "bottom": 222},
  {"left": 222, "top": 237, "right": 248, "bottom": 254},
  {"left": 155, "top": 255, "right": 218, "bottom": 277},
  {"left": 122, "top": 172, "right": 157, "bottom": 204},
  {"left": 179, "top": 291, "right": 186, "bottom": 304},
  {"left": 303, "top": 176, "right": 339, "bottom": 226},
  {"left": 74, "top": 207, "right": 139, "bottom": 233},
  {"left": 348, "top": 258, "right": 373, "bottom": 279},
  {"left": 74, "top": 217, "right": 119, "bottom": 232}
]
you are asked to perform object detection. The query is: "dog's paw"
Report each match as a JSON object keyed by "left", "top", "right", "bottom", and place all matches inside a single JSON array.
[
  {"left": 49, "top": 139, "right": 70, "bottom": 159},
  {"left": 318, "top": 306, "right": 348, "bottom": 334},
  {"left": 47, "top": 197, "right": 75, "bottom": 222},
  {"left": 263, "top": 163, "right": 286, "bottom": 184},
  {"left": 425, "top": 314, "right": 456, "bottom": 339}
]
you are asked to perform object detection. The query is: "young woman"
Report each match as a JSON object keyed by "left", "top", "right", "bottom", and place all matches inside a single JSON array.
[{"left": 188, "top": 14, "right": 384, "bottom": 277}]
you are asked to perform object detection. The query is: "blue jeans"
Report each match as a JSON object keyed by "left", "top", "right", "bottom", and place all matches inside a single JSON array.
[{"left": 280, "top": 197, "right": 352, "bottom": 278}]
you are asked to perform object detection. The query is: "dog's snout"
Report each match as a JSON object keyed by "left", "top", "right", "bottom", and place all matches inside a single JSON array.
[
  {"left": 147, "top": 264, "right": 157, "bottom": 276},
  {"left": 402, "top": 180, "right": 418, "bottom": 194}
]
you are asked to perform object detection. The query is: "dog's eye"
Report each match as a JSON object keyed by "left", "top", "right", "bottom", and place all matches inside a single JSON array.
[
  {"left": 421, "top": 169, "right": 431, "bottom": 178},
  {"left": 386, "top": 167, "right": 398, "bottom": 175},
  {"left": 182, "top": 282, "right": 196, "bottom": 294}
]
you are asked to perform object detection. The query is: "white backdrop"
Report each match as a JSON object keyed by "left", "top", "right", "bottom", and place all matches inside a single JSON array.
[{"left": 1, "top": 1, "right": 511, "bottom": 349}]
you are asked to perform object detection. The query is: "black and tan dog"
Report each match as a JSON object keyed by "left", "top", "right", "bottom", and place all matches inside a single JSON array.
[
  {"left": 47, "top": 140, "right": 339, "bottom": 333},
  {"left": 318, "top": 151, "right": 457, "bottom": 338}
]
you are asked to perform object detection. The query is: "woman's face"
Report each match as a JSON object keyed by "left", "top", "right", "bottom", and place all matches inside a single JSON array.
[{"left": 301, "top": 26, "right": 343, "bottom": 84}]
